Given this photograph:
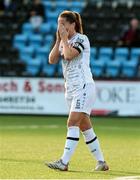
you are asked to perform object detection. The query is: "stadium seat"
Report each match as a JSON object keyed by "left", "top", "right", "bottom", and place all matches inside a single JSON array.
[
  {"left": 22, "top": 23, "right": 33, "bottom": 35},
  {"left": 40, "top": 23, "right": 51, "bottom": 34},
  {"left": 47, "top": 10, "right": 59, "bottom": 25},
  {"left": 42, "top": 1, "right": 53, "bottom": 12},
  {"left": 26, "top": 57, "right": 42, "bottom": 76},
  {"left": 70, "top": 1, "right": 85, "bottom": 13},
  {"left": 57, "top": 60, "right": 63, "bottom": 77},
  {"left": 91, "top": 58, "right": 105, "bottom": 77},
  {"left": 36, "top": 46, "right": 50, "bottom": 64},
  {"left": 122, "top": 59, "right": 139, "bottom": 78},
  {"left": 106, "top": 59, "right": 121, "bottom": 77},
  {"left": 44, "top": 35, "right": 54, "bottom": 48},
  {"left": 56, "top": 1, "right": 70, "bottom": 12},
  {"left": 115, "top": 48, "right": 129, "bottom": 60},
  {"left": 29, "top": 34, "right": 43, "bottom": 49},
  {"left": 20, "top": 46, "right": 34, "bottom": 63},
  {"left": 90, "top": 56, "right": 110, "bottom": 67},
  {"left": 11, "top": 61, "right": 26, "bottom": 76},
  {"left": 99, "top": 47, "right": 113, "bottom": 59},
  {"left": 13, "top": 34, "right": 28, "bottom": 50},
  {"left": 90, "top": 47, "right": 97, "bottom": 59},
  {"left": 42, "top": 63, "right": 56, "bottom": 76},
  {"left": 130, "top": 48, "right": 140, "bottom": 59},
  {"left": 0, "top": 59, "right": 10, "bottom": 76},
  {"left": 46, "top": 10, "right": 59, "bottom": 33},
  {"left": 51, "top": 23, "right": 57, "bottom": 33},
  {"left": 45, "top": 34, "right": 54, "bottom": 43}
]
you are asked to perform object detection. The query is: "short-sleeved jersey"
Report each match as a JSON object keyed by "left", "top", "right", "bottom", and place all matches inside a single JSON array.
[{"left": 59, "top": 33, "right": 94, "bottom": 94}]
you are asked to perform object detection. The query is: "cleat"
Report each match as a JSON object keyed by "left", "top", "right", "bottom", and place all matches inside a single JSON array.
[
  {"left": 45, "top": 159, "right": 68, "bottom": 171},
  {"left": 95, "top": 161, "right": 109, "bottom": 171}
]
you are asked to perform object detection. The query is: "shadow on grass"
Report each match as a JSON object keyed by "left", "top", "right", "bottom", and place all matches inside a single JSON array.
[
  {"left": 68, "top": 169, "right": 140, "bottom": 177},
  {"left": 1, "top": 158, "right": 140, "bottom": 178}
]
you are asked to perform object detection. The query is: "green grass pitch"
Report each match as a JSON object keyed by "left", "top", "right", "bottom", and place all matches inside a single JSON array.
[{"left": 0, "top": 115, "right": 140, "bottom": 179}]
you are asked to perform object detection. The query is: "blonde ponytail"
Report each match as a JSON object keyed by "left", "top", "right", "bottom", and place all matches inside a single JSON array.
[{"left": 74, "top": 12, "right": 83, "bottom": 34}]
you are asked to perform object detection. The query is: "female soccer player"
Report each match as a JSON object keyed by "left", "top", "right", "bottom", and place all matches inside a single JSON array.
[{"left": 45, "top": 10, "right": 109, "bottom": 171}]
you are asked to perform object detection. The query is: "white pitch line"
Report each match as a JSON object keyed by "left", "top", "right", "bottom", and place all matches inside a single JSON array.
[
  {"left": 0, "top": 124, "right": 140, "bottom": 131},
  {"left": 0, "top": 125, "right": 139, "bottom": 131},
  {"left": 0, "top": 125, "right": 60, "bottom": 130},
  {"left": 97, "top": 126, "right": 140, "bottom": 132},
  {"left": 113, "top": 176, "right": 140, "bottom": 180}
]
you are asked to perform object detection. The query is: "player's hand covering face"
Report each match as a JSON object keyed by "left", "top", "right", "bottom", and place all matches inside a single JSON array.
[
  {"left": 56, "top": 27, "right": 61, "bottom": 41},
  {"left": 58, "top": 23, "right": 68, "bottom": 41},
  {"left": 58, "top": 17, "right": 72, "bottom": 41}
]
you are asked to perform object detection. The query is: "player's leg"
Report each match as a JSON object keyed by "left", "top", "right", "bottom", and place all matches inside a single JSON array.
[
  {"left": 60, "top": 111, "right": 85, "bottom": 166},
  {"left": 46, "top": 111, "right": 85, "bottom": 171},
  {"left": 80, "top": 115, "right": 105, "bottom": 163},
  {"left": 77, "top": 83, "right": 109, "bottom": 171},
  {"left": 80, "top": 115, "right": 109, "bottom": 171}
]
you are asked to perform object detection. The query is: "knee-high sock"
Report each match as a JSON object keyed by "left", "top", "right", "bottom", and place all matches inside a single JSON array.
[
  {"left": 82, "top": 128, "right": 104, "bottom": 162},
  {"left": 61, "top": 126, "right": 79, "bottom": 165}
]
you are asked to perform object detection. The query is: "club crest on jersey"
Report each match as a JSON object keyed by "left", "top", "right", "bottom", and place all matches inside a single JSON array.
[{"left": 76, "top": 37, "right": 84, "bottom": 44}]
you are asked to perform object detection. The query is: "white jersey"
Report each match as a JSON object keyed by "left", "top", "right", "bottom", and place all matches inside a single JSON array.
[{"left": 59, "top": 33, "right": 94, "bottom": 94}]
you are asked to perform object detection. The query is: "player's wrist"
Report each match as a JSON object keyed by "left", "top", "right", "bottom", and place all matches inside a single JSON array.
[
  {"left": 56, "top": 39, "right": 61, "bottom": 44},
  {"left": 62, "top": 39, "right": 68, "bottom": 45}
]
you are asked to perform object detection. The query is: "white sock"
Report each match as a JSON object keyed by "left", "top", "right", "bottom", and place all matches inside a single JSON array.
[
  {"left": 82, "top": 128, "right": 104, "bottom": 162},
  {"left": 61, "top": 126, "right": 79, "bottom": 165}
]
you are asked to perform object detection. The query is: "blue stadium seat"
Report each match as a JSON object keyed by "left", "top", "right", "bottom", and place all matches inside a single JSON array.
[
  {"left": 90, "top": 56, "right": 110, "bottom": 67},
  {"left": 42, "top": 63, "right": 56, "bottom": 76},
  {"left": 36, "top": 46, "right": 50, "bottom": 59},
  {"left": 40, "top": 23, "right": 51, "bottom": 34},
  {"left": 44, "top": 35, "right": 54, "bottom": 48},
  {"left": 22, "top": 23, "right": 33, "bottom": 35},
  {"left": 56, "top": 1, "right": 70, "bottom": 12},
  {"left": 70, "top": 1, "right": 85, "bottom": 13},
  {"left": 26, "top": 57, "right": 42, "bottom": 75},
  {"left": 99, "top": 47, "right": 113, "bottom": 59},
  {"left": 46, "top": 10, "right": 60, "bottom": 33},
  {"left": 115, "top": 48, "right": 129, "bottom": 60},
  {"left": 130, "top": 48, "right": 140, "bottom": 59},
  {"left": 90, "top": 47, "right": 97, "bottom": 59},
  {"left": 20, "top": 46, "right": 34, "bottom": 63},
  {"left": 45, "top": 34, "right": 54, "bottom": 43},
  {"left": 29, "top": 34, "right": 43, "bottom": 49},
  {"left": 57, "top": 60, "right": 63, "bottom": 77},
  {"left": 43, "top": 1, "right": 53, "bottom": 12},
  {"left": 51, "top": 23, "right": 57, "bottom": 33},
  {"left": 90, "top": 58, "right": 105, "bottom": 77},
  {"left": 13, "top": 34, "right": 28, "bottom": 50},
  {"left": 47, "top": 10, "right": 59, "bottom": 25},
  {"left": 106, "top": 59, "right": 121, "bottom": 77},
  {"left": 122, "top": 59, "right": 139, "bottom": 78}
]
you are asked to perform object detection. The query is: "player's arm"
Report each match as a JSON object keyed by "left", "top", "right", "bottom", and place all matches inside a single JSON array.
[
  {"left": 62, "top": 41, "right": 82, "bottom": 61},
  {"left": 49, "top": 31, "right": 61, "bottom": 64}
]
